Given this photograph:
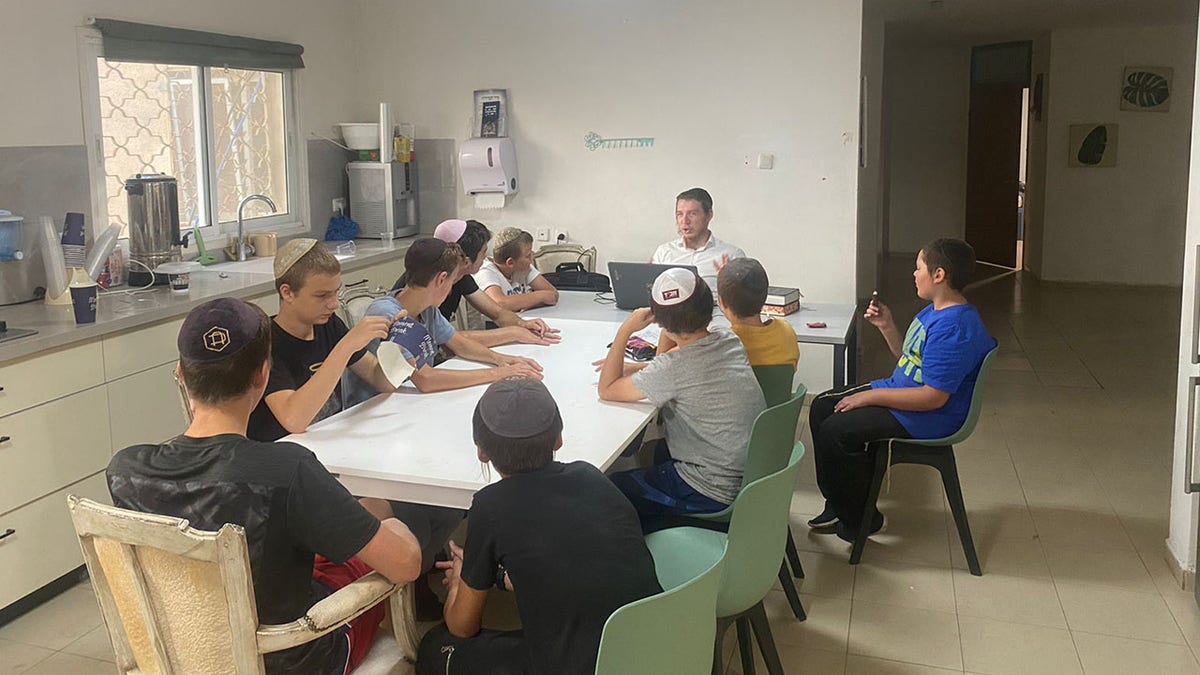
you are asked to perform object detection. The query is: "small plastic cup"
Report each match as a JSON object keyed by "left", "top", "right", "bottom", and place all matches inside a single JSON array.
[
  {"left": 70, "top": 283, "right": 98, "bottom": 324},
  {"left": 169, "top": 272, "right": 190, "bottom": 293},
  {"left": 380, "top": 230, "right": 395, "bottom": 250},
  {"left": 156, "top": 261, "right": 200, "bottom": 294}
]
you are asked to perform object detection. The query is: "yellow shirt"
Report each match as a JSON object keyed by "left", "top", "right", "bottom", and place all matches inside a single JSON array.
[{"left": 730, "top": 318, "right": 800, "bottom": 367}]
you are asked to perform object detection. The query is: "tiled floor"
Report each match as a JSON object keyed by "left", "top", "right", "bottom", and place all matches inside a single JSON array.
[{"left": 3, "top": 262, "right": 1198, "bottom": 674}]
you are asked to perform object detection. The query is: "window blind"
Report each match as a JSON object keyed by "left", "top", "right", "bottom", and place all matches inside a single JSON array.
[{"left": 90, "top": 18, "right": 304, "bottom": 70}]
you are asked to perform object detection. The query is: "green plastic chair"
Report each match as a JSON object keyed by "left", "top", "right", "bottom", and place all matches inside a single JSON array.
[
  {"left": 686, "top": 379, "right": 806, "bottom": 614},
  {"left": 752, "top": 364, "right": 795, "bottom": 407},
  {"left": 751, "top": 366, "right": 808, "bottom": 590},
  {"left": 850, "top": 347, "right": 1000, "bottom": 575},
  {"left": 594, "top": 542, "right": 727, "bottom": 675},
  {"left": 647, "top": 443, "right": 806, "bottom": 675},
  {"left": 687, "top": 382, "right": 808, "bottom": 621}
]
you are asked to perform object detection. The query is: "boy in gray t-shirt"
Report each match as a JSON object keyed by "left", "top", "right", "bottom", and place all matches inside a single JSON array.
[{"left": 599, "top": 268, "right": 765, "bottom": 530}]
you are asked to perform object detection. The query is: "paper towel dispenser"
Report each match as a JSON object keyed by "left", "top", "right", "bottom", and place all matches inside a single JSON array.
[{"left": 460, "top": 137, "right": 518, "bottom": 196}]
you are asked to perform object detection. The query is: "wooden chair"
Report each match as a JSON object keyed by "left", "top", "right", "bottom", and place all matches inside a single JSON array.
[
  {"left": 173, "top": 369, "right": 193, "bottom": 424},
  {"left": 67, "top": 495, "right": 418, "bottom": 674}
]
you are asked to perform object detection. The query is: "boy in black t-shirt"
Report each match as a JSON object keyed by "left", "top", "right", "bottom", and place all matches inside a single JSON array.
[
  {"left": 108, "top": 298, "right": 422, "bottom": 674},
  {"left": 416, "top": 378, "right": 662, "bottom": 675},
  {"left": 247, "top": 238, "right": 464, "bottom": 618},
  {"left": 247, "top": 238, "right": 401, "bottom": 441}
]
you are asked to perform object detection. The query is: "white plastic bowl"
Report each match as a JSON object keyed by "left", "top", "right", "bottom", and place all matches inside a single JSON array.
[{"left": 337, "top": 123, "right": 380, "bottom": 150}]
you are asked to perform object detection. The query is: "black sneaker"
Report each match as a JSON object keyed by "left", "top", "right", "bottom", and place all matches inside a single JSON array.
[
  {"left": 806, "top": 504, "right": 840, "bottom": 531},
  {"left": 835, "top": 511, "right": 887, "bottom": 544}
]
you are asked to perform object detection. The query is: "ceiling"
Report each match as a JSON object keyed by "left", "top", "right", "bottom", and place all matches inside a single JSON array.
[{"left": 873, "top": 0, "right": 1199, "bottom": 45}]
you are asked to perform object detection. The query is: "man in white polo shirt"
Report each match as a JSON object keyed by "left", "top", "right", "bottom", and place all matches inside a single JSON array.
[{"left": 652, "top": 187, "right": 746, "bottom": 290}]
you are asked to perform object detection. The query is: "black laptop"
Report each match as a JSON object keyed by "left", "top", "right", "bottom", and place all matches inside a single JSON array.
[{"left": 607, "top": 262, "right": 700, "bottom": 310}]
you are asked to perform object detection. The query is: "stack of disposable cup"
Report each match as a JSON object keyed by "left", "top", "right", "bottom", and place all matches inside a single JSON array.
[
  {"left": 61, "top": 212, "right": 86, "bottom": 268},
  {"left": 39, "top": 216, "right": 70, "bottom": 305}
]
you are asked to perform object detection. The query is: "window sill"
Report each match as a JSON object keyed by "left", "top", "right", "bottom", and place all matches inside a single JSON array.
[{"left": 183, "top": 220, "right": 311, "bottom": 260}]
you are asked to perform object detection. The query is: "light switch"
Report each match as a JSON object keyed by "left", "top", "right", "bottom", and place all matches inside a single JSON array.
[
  {"left": 757, "top": 153, "right": 774, "bottom": 170},
  {"left": 536, "top": 227, "right": 550, "bottom": 242}
]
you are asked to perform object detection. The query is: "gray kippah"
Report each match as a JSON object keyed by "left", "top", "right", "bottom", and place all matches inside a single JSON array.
[{"left": 474, "top": 377, "right": 562, "bottom": 438}]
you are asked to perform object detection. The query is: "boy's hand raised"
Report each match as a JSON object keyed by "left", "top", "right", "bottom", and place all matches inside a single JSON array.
[
  {"left": 863, "top": 296, "right": 894, "bottom": 331},
  {"left": 620, "top": 307, "right": 655, "bottom": 334},
  {"left": 343, "top": 317, "right": 389, "bottom": 352},
  {"left": 342, "top": 310, "right": 407, "bottom": 353}
]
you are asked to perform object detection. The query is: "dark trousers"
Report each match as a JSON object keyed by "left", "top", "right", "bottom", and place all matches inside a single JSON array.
[
  {"left": 809, "top": 384, "right": 910, "bottom": 530},
  {"left": 416, "top": 624, "right": 529, "bottom": 675},
  {"left": 387, "top": 501, "right": 465, "bottom": 572},
  {"left": 610, "top": 441, "right": 728, "bottom": 533}
]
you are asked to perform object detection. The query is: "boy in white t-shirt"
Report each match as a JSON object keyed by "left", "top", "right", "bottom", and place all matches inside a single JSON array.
[{"left": 473, "top": 227, "right": 559, "bottom": 312}]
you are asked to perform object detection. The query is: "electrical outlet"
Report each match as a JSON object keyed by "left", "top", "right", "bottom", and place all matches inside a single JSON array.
[
  {"left": 332, "top": 198, "right": 346, "bottom": 214},
  {"left": 553, "top": 229, "right": 568, "bottom": 243},
  {"left": 536, "top": 227, "right": 551, "bottom": 242}
]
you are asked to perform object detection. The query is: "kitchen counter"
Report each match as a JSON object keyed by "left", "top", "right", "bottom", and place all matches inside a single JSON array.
[{"left": 0, "top": 238, "right": 412, "bottom": 364}]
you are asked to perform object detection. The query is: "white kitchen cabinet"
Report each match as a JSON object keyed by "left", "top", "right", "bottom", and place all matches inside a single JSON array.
[
  {"left": 0, "top": 386, "right": 111, "bottom": 515},
  {"left": 0, "top": 248, "right": 409, "bottom": 614},
  {"left": 0, "top": 472, "right": 110, "bottom": 609},
  {"left": 102, "top": 317, "right": 185, "bottom": 381},
  {"left": 0, "top": 342, "right": 105, "bottom": 418},
  {"left": 347, "top": 258, "right": 405, "bottom": 292},
  {"left": 106, "top": 362, "right": 189, "bottom": 451}
]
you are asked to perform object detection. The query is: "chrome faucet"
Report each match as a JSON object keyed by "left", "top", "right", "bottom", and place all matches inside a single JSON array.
[{"left": 236, "top": 194, "right": 277, "bottom": 261}]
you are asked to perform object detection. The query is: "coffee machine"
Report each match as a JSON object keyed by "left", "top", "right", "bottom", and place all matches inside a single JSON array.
[{"left": 124, "top": 174, "right": 183, "bottom": 286}]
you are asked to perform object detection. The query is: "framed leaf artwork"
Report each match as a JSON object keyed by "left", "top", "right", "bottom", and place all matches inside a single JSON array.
[
  {"left": 1121, "top": 66, "right": 1173, "bottom": 112},
  {"left": 1068, "top": 123, "right": 1118, "bottom": 168}
]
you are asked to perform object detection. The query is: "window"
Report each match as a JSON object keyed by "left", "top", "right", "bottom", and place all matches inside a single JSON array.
[{"left": 79, "top": 26, "right": 306, "bottom": 240}]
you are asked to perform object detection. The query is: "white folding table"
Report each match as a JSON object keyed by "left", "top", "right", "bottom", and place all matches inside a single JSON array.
[
  {"left": 525, "top": 291, "right": 861, "bottom": 387},
  {"left": 286, "top": 318, "right": 656, "bottom": 509}
]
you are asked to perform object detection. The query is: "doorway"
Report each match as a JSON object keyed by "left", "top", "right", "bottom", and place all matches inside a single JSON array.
[{"left": 964, "top": 41, "right": 1032, "bottom": 269}]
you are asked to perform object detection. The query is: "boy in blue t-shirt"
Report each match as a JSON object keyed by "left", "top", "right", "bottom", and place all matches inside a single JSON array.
[
  {"left": 361, "top": 237, "right": 543, "bottom": 392},
  {"left": 807, "top": 238, "right": 995, "bottom": 542}
]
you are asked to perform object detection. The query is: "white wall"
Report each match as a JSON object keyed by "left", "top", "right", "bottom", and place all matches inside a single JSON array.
[
  {"left": 0, "top": 0, "right": 359, "bottom": 147},
  {"left": 1041, "top": 24, "right": 1196, "bottom": 285},
  {"left": 351, "top": 0, "right": 865, "bottom": 391},
  {"left": 882, "top": 43, "right": 971, "bottom": 253},
  {"left": 350, "top": 0, "right": 863, "bottom": 305}
]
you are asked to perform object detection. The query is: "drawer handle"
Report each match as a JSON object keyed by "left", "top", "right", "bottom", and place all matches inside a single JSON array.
[
  {"left": 0, "top": 436, "right": 8, "bottom": 444},
  {"left": 0, "top": 529, "right": 14, "bottom": 542}
]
